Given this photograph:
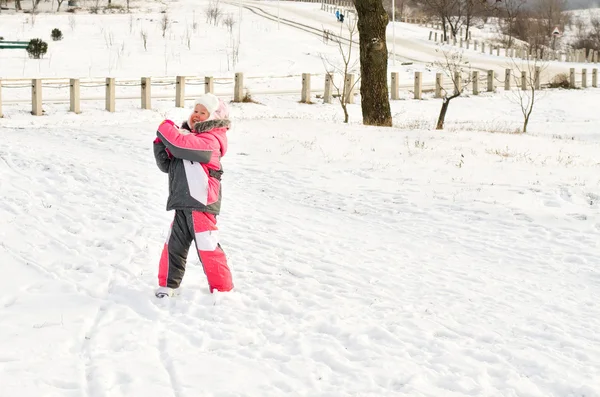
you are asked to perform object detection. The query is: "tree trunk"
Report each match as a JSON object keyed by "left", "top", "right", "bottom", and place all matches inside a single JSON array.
[
  {"left": 442, "top": 17, "right": 447, "bottom": 41},
  {"left": 355, "top": 0, "right": 392, "bottom": 127},
  {"left": 465, "top": 14, "right": 471, "bottom": 41},
  {"left": 436, "top": 97, "right": 450, "bottom": 130},
  {"left": 342, "top": 102, "right": 349, "bottom": 123}
]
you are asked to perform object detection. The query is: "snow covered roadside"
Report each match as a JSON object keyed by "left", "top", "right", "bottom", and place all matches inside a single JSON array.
[{"left": 1, "top": 87, "right": 599, "bottom": 396}]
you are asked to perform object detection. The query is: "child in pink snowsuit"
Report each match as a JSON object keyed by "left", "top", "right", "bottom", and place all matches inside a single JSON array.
[{"left": 153, "top": 93, "right": 233, "bottom": 298}]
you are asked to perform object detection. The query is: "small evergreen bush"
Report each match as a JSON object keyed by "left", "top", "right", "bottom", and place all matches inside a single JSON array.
[
  {"left": 26, "top": 39, "right": 48, "bottom": 59},
  {"left": 51, "top": 28, "right": 63, "bottom": 41}
]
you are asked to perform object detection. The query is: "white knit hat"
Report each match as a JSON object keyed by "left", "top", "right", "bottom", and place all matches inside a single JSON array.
[{"left": 194, "top": 93, "right": 220, "bottom": 116}]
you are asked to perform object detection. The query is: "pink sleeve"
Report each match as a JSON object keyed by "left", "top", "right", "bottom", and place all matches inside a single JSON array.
[{"left": 156, "top": 120, "right": 215, "bottom": 163}]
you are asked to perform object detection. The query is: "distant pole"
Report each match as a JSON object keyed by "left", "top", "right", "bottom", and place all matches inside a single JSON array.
[
  {"left": 392, "top": 0, "right": 396, "bottom": 65},
  {"left": 277, "top": 0, "right": 280, "bottom": 29}
]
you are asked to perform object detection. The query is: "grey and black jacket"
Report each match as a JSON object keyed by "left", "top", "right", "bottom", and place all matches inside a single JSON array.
[{"left": 154, "top": 119, "right": 229, "bottom": 215}]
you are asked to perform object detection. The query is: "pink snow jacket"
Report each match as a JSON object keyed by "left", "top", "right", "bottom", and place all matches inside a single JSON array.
[{"left": 153, "top": 118, "right": 229, "bottom": 215}]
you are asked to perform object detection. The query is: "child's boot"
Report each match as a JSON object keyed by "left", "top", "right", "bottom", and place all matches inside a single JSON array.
[{"left": 155, "top": 286, "right": 175, "bottom": 298}]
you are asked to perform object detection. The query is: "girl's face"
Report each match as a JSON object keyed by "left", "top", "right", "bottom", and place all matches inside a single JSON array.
[{"left": 189, "top": 104, "right": 210, "bottom": 126}]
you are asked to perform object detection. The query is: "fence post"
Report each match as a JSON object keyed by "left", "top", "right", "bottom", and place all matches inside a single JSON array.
[
  {"left": 429, "top": 31, "right": 432, "bottom": 40},
  {"left": 472, "top": 71, "right": 479, "bottom": 95},
  {"left": 32, "top": 79, "right": 42, "bottom": 116},
  {"left": 234, "top": 73, "right": 244, "bottom": 102},
  {"left": 106, "top": 77, "right": 115, "bottom": 112},
  {"left": 435, "top": 73, "right": 443, "bottom": 98},
  {"left": 141, "top": 77, "right": 151, "bottom": 110},
  {"left": 505, "top": 69, "right": 511, "bottom": 91},
  {"left": 570, "top": 68, "right": 575, "bottom": 88},
  {"left": 474, "top": 40, "right": 478, "bottom": 51},
  {"left": 582, "top": 68, "right": 587, "bottom": 88},
  {"left": 176, "top": 76, "right": 185, "bottom": 107},
  {"left": 391, "top": 72, "right": 399, "bottom": 100},
  {"left": 434, "top": 32, "right": 438, "bottom": 42},
  {"left": 521, "top": 71, "right": 527, "bottom": 91},
  {"left": 344, "top": 73, "right": 355, "bottom": 104},
  {"left": 70, "top": 78, "right": 81, "bottom": 114},
  {"left": 414, "top": 72, "right": 422, "bottom": 99},
  {"left": 323, "top": 73, "right": 333, "bottom": 104},
  {"left": 593, "top": 68, "right": 598, "bottom": 88},
  {"left": 481, "top": 42, "right": 485, "bottom": 53},
  {"left": 454, "top": 71, "right": 461, "bottom": 95},
  {"left": 301, "top": 73, "right": 311, "bottom": 103},
  {"left": 487, "top": 70, "right": 494, "bottom": 92},
  {"left": 460, "top": 38, "right": 463, "bottom": 48},
  {"left": 205, "top": 76, "right": 214, "bottom": 94},
  {"left": 534, "top": 67, "right": 540, "bottom": 90},
  {"left": 0, "top": 79, "right": 3, "bottom": 118}
]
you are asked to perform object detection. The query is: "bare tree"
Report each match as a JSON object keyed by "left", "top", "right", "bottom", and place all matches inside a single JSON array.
[
  {"left": 433, "top": 47, "right": 472, "bottom": 130},
  {"left": 535, "top": 0, "right": 568, "bottom": 36},
  {"left": 499, "top": 0, "right": 525, "bottom": 48},
  {"left": 414, "top": 0, "right": 456, "bottom": 41},
  {"left": 462, "top": 0, "right": 492, "bottom": 41},
  {"left": 507, "top": 57, "right": 546, "bottom": 133},
  {"left": 572, "top": 13, "right": 600, "bottom": 52},
  {"left": 140, "top": 29, "right": 148, "bottom": 51},
  {"left": 161, "top": 12, "right": 170, "bottom": 38},
  {"left": 355, "top": 0, "right": 393, "bottom": 126},
  {"left": 205, "top": 0, "right": 223, "bottom": 26},
  {"left": 56, "top": 0, "right": 65, "bottom": 11},
  {"left": 30, "top": 0, "right": 42, "bottom": 25},
  {"left": 223, "top": 13, "right": 236, "bottom": 33},
  {"left": 184, "top": 26, "right": 192, "bottom": 50},
  {"left": 504, "top": 0, "right": 569, "bottom": 51},
  {"left": 226, "top": 23, "right": 240, "bottom": 71},
  {"left": 320, "top": 18, "right": 361, "bottom": 123},
  {"left": 383, "top": 0, "right": 408, "bottom": 21}
]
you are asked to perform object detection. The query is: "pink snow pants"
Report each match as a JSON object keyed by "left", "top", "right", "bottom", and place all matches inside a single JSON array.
[{"left": 158, "top": 210, "right": 233, "bottom": 293}]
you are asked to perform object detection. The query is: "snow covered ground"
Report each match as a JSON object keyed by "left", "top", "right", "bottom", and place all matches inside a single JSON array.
[
  {"left": 2, "top": 86, "right": 600, "bottom": 396},
  {"left": 1, "top": 0, "right": 600, "bottom": 396}
]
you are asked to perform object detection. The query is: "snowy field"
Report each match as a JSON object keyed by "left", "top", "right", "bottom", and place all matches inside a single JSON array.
[
  {"left": 2, "top": 87, "right": 600, "bottom": 396},
  {"left": 1, "top": 0, "right": 600, "bottom": 396}
]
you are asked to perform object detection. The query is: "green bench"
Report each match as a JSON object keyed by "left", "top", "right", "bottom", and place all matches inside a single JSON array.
[{"left": 0, "top": 40, "right": 29, "bottom": 49}]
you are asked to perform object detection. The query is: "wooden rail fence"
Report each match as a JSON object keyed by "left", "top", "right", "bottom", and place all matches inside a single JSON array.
[{"left": 0, "top": 68, "right": 596, "bottom": 117}]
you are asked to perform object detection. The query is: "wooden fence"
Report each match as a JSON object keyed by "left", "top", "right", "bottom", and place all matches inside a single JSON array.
[
  {"left": 0, "top": 68, "right": 596, "bottom": 117},
  {"left": 427, "top": 28, "right": 600, "bottom": 64}
]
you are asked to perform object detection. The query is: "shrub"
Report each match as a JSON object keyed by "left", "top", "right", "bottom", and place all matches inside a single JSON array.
[
  {"left": 548, "top": 73, "right": 571, "bottom": 89},
  {"left": 26, "top": 38, "right": 48, "bottom": 59},
  {"left": 51, "top": 28, "right": 63, "bottom": 41}
]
